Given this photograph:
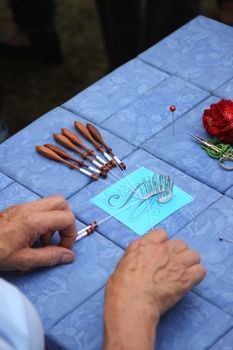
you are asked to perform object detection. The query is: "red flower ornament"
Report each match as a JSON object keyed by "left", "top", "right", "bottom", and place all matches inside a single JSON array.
[{"left": 203, "top": 99, "right": 233, "bottom": 144}]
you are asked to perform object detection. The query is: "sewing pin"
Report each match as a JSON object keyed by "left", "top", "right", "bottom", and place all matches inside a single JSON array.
[
  {"left": 36, "top": 146, "right": 98, "bottom": 181},
  {"left": 139, "top": 174, "right": 173, "bottom": 203},
  {"left": 218, "top": 236, "right": 233, "bottom": 244},
  {"left": 169, "top": 105, "right": 176, "bottom": 136},
  {"left": 76, "top": 221, "right": 97, "bottom": 241}
]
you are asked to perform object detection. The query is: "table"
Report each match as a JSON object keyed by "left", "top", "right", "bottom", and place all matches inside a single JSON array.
[{"left": 1, "top": 15, "right": 233, "bottom": 349}]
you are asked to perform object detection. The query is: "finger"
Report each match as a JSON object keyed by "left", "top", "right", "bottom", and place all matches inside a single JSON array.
[
  {"left": 167, "top": 239, "right": 188, "bottom": 254},
  {"left": 10, "top": 246, "right": 75, "bottom": 270},
  {"left": 126, "top": 228, "right": 168, "bottom": 255},
  {"left": 143, "top": 228, "right": 168, "bottom": 244},
  {"left": 40, "top": 231, "right": 55, "bottom": 246},
  {"left": 29, "top": 210, "right": 77, "bottom": 249},
  {"left": 22, "top": 195, "right": 70, "bottom": 212},
  {"left": 184, "top": 264, "right": 206, "bottom": 289},
  {"left": 180, "top": 250, "right": 201, "bottom": 268},
  {"left": 59, "top": 214, "right": 77, "bottom": 249}
]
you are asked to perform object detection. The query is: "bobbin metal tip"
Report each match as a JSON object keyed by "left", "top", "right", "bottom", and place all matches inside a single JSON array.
[
  {"left": 218, "top": 236, "right": 233, "bottom": 244},
  {"left": 119, "top": 162, "right": 126, "bottom": 170},
  {"left": 91, "top": 174, "right": 99, "bottom": 181},
  {"left": 110, "top": 160, "right": 117, "bottom": 168},
  {"left": 100, "top": 171, "right": 108, "bottom": 178}
]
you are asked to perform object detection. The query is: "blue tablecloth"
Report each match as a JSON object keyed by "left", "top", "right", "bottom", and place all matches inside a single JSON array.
[{"left": 1, "top": 15, "right": 233, "bottom": 349}]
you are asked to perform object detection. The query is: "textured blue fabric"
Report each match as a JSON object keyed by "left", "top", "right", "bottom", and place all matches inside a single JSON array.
[
  {"left": 143, "top": 96, "right": 233, "bottom": 193},
  {"left": 210, "top": 328, "right": 233, "bottom": 349},
  {"left": 47, "top": 288, "right": 233, "bottom": 350},
  {"left": 1, "top": 230, "right": 123, "bottom": 330},
  {"left": 0, "top": 107, "right": 134, "bottom": 198},
  {"left": 214, "top": 77, "right": 233, "bottom": 99},
  {"left": 62, "top": 58, "right": 168, "bottom": 124},
  {"left": 174, "top": 196, "right": 233, "bottom": 316},
  {"left": 139, "top": 16, "right": 233, "bottom": 92},
  {"left": 157, "top": 292, "right": 233, "bottom": 350},
  {"left": 0, "top": 172, "right": 13, "bottom": 192},
  {"left": 69, "top": 149, "right": 221, "bottom": 249},
  {"left": 101, "top": 76, "right": 209, "bottom": 146},
  {"left": 47, "top": 289, "right": 105, "bottom": 350},
  {"left": 0, "top": 182, "right": 40, "bottom": 210},
  {"left": 0, "top": 182, "right": 123, "bottom": 330},
  {"left": 225, "top": 186, "right": 233, "bottom": 199}
]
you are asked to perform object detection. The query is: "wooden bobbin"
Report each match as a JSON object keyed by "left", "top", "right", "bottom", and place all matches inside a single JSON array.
[
  {"left": 74, "top": 121, "right": 104, "bottom": 153},
  {"left": 86, "top": 221, "right": 98, "bottom": 235},
  {"left": 61, "top": 128, "right": 94, "bottom": 155}
]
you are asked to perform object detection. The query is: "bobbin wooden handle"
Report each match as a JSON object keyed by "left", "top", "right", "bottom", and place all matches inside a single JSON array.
[
  {"left": 74, "top": 121, "right": 103, "bottom": 152},
  {"left": 44, "top": 144, "right": 84, "bottom": 167},
  {"left": 45, "top": 144, "right": 72, "bottom": 159},
  {"left": 54, "top": 133, "right": 94, "bottom": 162},
  {"left": 61, "top": 128, "right": 94, "bottom": 154},
  {"left": 53, "top": 133, "right": 78, "bottom": 152},
  {"left": 86, "top": 123, "right": 112, "bottom": 154},
  {"left": 36, "top": 146, "right": 79, "bottom": 169}
]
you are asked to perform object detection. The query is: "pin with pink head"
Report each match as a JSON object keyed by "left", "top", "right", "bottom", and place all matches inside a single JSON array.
[{"left": 169, "top": 105, "right": 176, "bottom": 136}]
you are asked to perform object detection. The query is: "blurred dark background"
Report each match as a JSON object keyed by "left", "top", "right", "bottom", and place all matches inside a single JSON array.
[{"left": 0, "top": 0, "right": 230, "bottom": 139}]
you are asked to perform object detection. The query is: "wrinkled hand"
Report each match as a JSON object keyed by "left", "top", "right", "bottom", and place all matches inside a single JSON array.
[
  {"left": 0, "top": 196, "right": 77, "bottom": 271},
  {"left": 104, "top": 229, "right": 206, "bottom": 350}
]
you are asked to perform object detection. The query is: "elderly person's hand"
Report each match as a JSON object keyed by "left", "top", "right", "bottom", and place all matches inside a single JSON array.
[
  {"left": 0, "top": 196, "right": 77, "bottom": 271},
  {"left": 104, "top": 228, "right": 206, "bottom": 350}
]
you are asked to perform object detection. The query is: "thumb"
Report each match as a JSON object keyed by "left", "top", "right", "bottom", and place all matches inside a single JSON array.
[{"left": 11, "top": 246, "right": 75, "bottom": 270}]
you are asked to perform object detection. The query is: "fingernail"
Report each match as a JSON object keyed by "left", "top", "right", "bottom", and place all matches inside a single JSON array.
[{"left": 61, "top": 252, "right": 74, "bottom": 264}]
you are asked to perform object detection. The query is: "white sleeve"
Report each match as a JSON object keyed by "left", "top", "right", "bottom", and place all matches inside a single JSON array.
[{"left": 0, "top": 278, "right": 44, "bottom": 350}]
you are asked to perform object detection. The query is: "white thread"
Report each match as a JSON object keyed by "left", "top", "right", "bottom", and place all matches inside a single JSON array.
[
  {"left": 89, "top": 166, "right": 100, "bottom": 175},
  {"left": 96, "top": 196, "right": 143, "bottom": 226},
  {"left": 76, "top": 231, "right": 88, "bottom": 241},
  {"left": 93, "top": 160, "right": 102, "bottom": 168},
  {"left": 76, "top": 224, "right": 95, "bottom": 241},
  {"left": 96, "top": 155, "right": 106, "bottom": 164},
  {"left": 118, "top": 165, "right": 143, "bottom": 199},
  {"left": 80, "top": 168, "right": 93, "bottom": 177},
  {"left": 104, "top": 152, "right": 113, "bottom": 161},
  {"left": 76, "top": 168, "right": 172, "bottom": 242},
  {"left": 113, "top": 155, "right": 122, "bottom": 164}
]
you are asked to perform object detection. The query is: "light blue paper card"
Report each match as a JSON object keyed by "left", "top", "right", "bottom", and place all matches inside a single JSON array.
[{"left": 91, "top": 167, "right": 193, "bottom": 235}]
